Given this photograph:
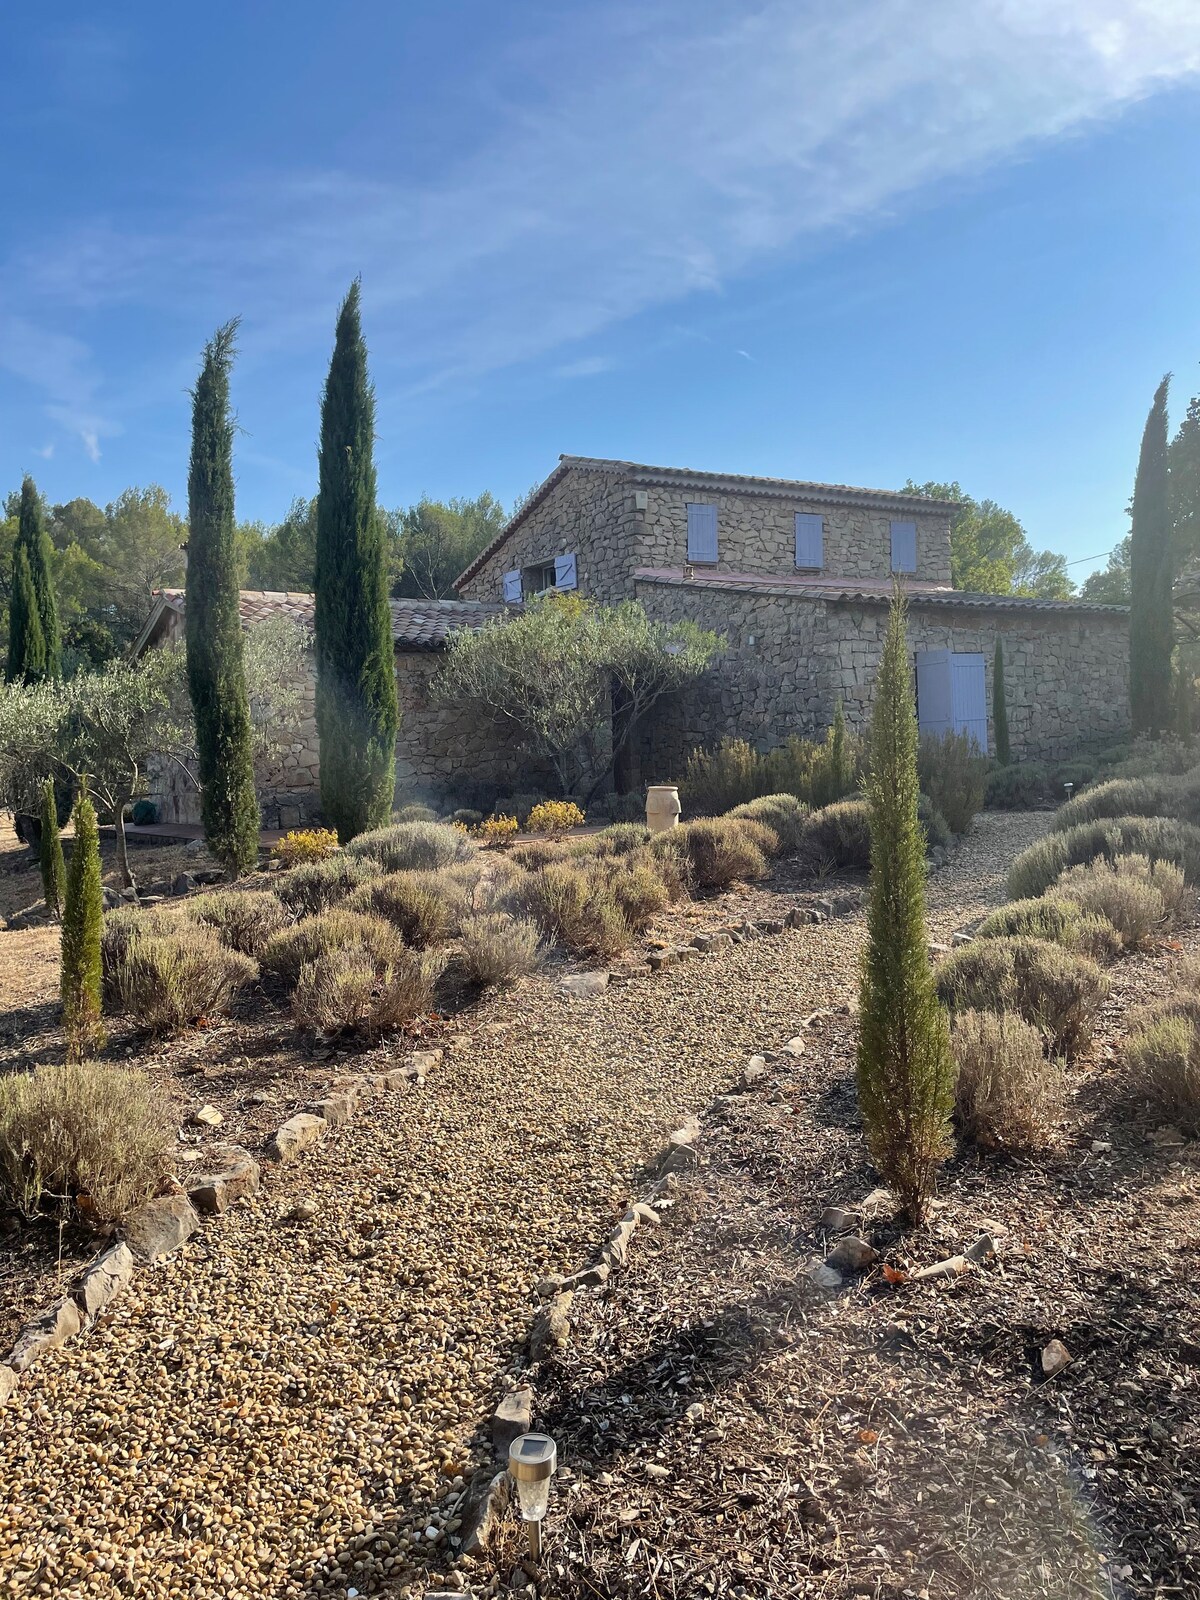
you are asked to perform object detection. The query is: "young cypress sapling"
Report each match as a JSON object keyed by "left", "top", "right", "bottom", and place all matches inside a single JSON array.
[{"left": 61, "top": 786, "right": 104, "bottom": 1061}]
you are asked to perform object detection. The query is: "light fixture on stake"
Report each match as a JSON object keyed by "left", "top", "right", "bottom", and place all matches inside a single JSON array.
[
  {"left": 1064, "top": 782, "right": 1074, "bottom": 801},
  {"left": 508, "top": 1432, "right": 557, "bottom": 1560}
]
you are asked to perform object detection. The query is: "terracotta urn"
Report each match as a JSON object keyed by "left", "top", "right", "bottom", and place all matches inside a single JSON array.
[{"left": 645, "top": 784, "right": 682, "bottom": 835}]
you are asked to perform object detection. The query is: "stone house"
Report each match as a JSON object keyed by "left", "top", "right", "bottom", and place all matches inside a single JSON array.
[
  {"left": 456, "top": 455, "right": 1130, "bottom": 772},
  {"left": 131, "top": 589, "right": 538, "bottom": 827}
]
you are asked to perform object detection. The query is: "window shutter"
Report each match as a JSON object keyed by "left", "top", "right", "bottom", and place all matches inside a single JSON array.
[
  {"left": 890, "top": 520, "right": 917, "bottom": 573},
  {"left": 502, "top": 569, "right": 522, "bottom": 602},
  {"left": 687, "top": 503, "right": 718, "bottom": 562},
  {"left": 554, "top": 552, "right": 578, "bottom": 590},
  {"left": 794, "top": 512, "right": 824, "bottom": 568}
]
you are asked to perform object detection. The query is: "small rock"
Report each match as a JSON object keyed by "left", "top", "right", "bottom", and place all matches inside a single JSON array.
[
  {"left": 123, "top": 1194, "right": 201, "bottom": 1263},
  {"left": 530, "top": 1290, "right": 573, "bottom": 1361},
  {"left": 740, "top": 1055, "right": 768, "bottom": 1088},
  {"left": 0, "top": 1366, "right": 17, "bottom": 1406},
  {"left": 756, "top": 918, "right": 786, "bottom": 936},
  {"left": 910, "top": 1254, "right": 970, "bottom": 1283},
  {"left": 73, "top": 1242, "right": 136, "bottom": 1321},
  {"left": 860, "top": 1187, "right": 894, "bottom": 1219},
  {"left": 928, "top": 941, "right": 951, "bottom": 960},
  {"left": 647, "top": 949, "right": 677, "bottom": 972},
  {"left": 534, "top": 1274, "right": 565, "bottom": 1300},
  {"left": 657, "top": 1142, "right": 698, "bottom": 1176},
  {"left": 309, "top": 1092, "right": 356, "bottom": 1126},
  {"left": 8, "top": 1297, "right": 82, "bottom": 1373},
  {"left": 574, "top": 1261, "right": 611, "bottom": 1288},
  {"left": 965, "top": 1233, "right": 998, "bottom": 1264},
  {"left": 951, "top": 930, "right": 975, "bottom": 947},
  {"left": 807, "top": 1261, "right": 843, "bottom": 1292},
  {"left": 674, "top": 944, "right": 700, "bottom": 962},
  {"left": 560, "top": 971, "right": 610, "bottom": 998},
  {"left": 101, "top": 887, "right": 121, "bottom": 910},
  {"left": 1041, "top": 1338, "right": 1072, "bottom": 1377},
  {"left": 691, "top": 933, "right": 715, "bottom": 953},
  {"left": 185, "top": 838, "right": 205, "bottom": 857},
  {"left": 266, "top": 1112, "right": 327, "bottom": 1163},
  {"left": 645, "top": 1463, "right": 670, "bottom": 1480},
  {"left": 826, "top": 1235, "right": 877, "bottom": 1272},
  {"left": 190, "top": 1103, "right": 224, "bottom": 1129},
  {"left": 630, "top": 1202, "right": 660, "bottom": 1226},
  {"left": 284, "top": 1198, "right": 319, "bottom": 1223},
  {"left": 459, "top": 1468, "right": 510, "bottom": 1556},
  {"left": 668, "top": 1116, "right": 701, "bottom": 1148},
  {"left": 491, "top": 1386, "right": 534, "bottom": 1457},
  {"left": 820, "top": 1205, "right": 859, "bottom": 1234},
  {"left": 187, "top": 1144, "right": 261, "bottom": 1214},
  {"left": 781, "top": 1036, "right": 806, "bottom": 1057},
  {"left": 1091, "top": 1138, "right": 1112, "bottom": 1153},
  {"left": 172, "top": 871, "right": 197, "bottom": 895}
]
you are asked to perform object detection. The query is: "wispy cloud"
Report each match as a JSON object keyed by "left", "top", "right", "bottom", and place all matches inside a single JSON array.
[
  {"left": 0, "top": 316, "right": 116, "bottom": 463},
  {"left": 6, "top": 0, "right": 1200, "bottom": 436},
  {"left": 556, "top": 356, "right": 616, "bottom": 380}
]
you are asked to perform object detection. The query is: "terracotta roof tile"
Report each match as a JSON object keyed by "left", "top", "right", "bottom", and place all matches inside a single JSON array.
[{"left": 154, "top": 589, "right": 512, "bottom": 649}]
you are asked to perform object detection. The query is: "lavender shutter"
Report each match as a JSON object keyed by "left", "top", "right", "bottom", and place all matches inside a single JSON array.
[
  {"left": 950, "top": 653, "right": 988, "bottom": 752},
  {"left": 687, "top": 503, "right": 718, "bottom": 562},
  {"left": 794, "top": 512, "right": 823, "bottom": 568},
  {"left": 915, "top": 649, "right": 952, "bottom": 739},
  {"left": 502, "top": 569, "right": 522, "bottom": 602},
  {"left": 554, "top": 552, "right": 578, "bottom": 590},
  {"left": 890, "top": 520, "right": 917, "bottom": 573}
]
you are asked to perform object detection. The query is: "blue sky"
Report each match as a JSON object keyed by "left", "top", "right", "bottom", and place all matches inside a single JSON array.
[{"left": 3, "top": 2, "right": 1200, "bottom": 579}]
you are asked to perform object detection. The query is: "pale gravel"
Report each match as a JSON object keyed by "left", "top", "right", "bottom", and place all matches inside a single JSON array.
[{"left": 0, "top": 811, "right": 1049, "bottom": 1600}]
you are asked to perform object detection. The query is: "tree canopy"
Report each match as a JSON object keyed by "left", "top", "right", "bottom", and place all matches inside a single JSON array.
[
  {"left": 393, "top": 493, "right": 507, "bottom": 598},
  {"left": 903, "top": 481, "right": 1074, "bottom": 599}
]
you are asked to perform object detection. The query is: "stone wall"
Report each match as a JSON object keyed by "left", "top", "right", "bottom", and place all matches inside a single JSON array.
[
  {"left": 458, "top": 465, "right": 644, "bottom": 605},
  {"left": 638, "top": 484, "right": 954, "bottom": 586},
  {"left": 634, "top": 576, "right": 1130, "bottom": 778}
]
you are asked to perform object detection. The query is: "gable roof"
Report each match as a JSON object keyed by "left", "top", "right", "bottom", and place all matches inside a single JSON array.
[
  {"left": 453, "top": 454, "right": 960, "bottom": 590},
  {"left": 130, "top": 589, "right": 512, "bottom": 659}
]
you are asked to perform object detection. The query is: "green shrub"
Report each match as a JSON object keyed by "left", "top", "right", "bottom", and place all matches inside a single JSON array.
[
  {"left": 918, "top": 730, "right": 987, "bottom": 835},
  {"left": 984, "top": 762, "right": 1049, "bottom": 810},
  {"left": 919, "top": 795, "right": 952, "bottom": 853},
  {"left": 291, "top": 943, "right": 437, "bottom": 1035},
  {"left": 680, "top": 737, "right": 762, "bottom": 815},
  {"left": 681, "top": 718, "right": 861, "bottom": 818},
  {"left": 187, "top": 890, "right": 290, "bottom": 956},
  {"left": 1051, "top": 857, "right": 1170, "bottom": 949},
  {"left": 1102, "top": 737, "right": 1193, "bottom": 779},
  {"left": 100, "top": 907, "right": 179, "bottom": 1004},
  {"left": 347, "top": 870, "right": 466, "bottom": 946},
  {"left": 345, "top": 819, "right": 476, "bottom": 873},
  {"left": 261, "top": 909, "right": 405, "bottom": 987},
  {"left": 447, "top": 807, "right": 484, "bottom": 828},
  {"left": 392, "top": 802, "right": 439, "bottom": 823},
  {"left": 1050, "top": 760, "right": 1097, "bottom": 792},
  {"left": 934, "top": 936, "right": 1109, "bottom": 1057},
  {"left": 951, "top": 1010, "right": 1067, "bottom": 1151},
  {"left": 975, "top": 897, "right": 1123, "bottom": 963},
  {"left": 0, "top": 1062, "right": 167, "bottom": 1222},
  {"left": 605, "top": 861, "right": 670, "bottom": 928},
  {"left": 510, "top": 839, "right": 573, "bottom": 872},
  {"left": 459, "top": 912, "right": 543, "bottom": 987},
  {"left": 1125, "top": 1012, "right": 1200, "bottom": 1135},
  {"left": 591, "top": 822, "right": 652, "bottom": 856},
  {"left": 1007, "top": 815, "right": 1200, "bottom": 900},
  {"left": 1051, "top": 775, "right": 1179, "bottom": 832},
  {"left": 675, "top": 817, "right": 773, "bottom": 889},
  {"left": 114, "top": 928, "right": 258, "bottom": 1034},
  {"left": 516, "top": 862, "right": 634, "bottom": 957},
  {"left": 798, "top": 799, "right": 872, "bottom": 870},
  {"left": 61, "top": 789, "right": 105, "bottom": 1063},
  {"left": 39, "top": 776, "right": 65, "bottom": 919},
  {"left": 727, "top": 793, "right": 809, "bottom": 853},
  {"left": 274, "top": 854, "right": 382, "bottom": 917}
]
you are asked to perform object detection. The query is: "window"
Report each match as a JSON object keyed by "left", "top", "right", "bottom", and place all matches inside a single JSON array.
[
  {"left": 686, "top": 502, "right": 718, "bottom": 563},
  {"left": 915, "top": 650, "right": 988, "bottom": 752},
  {"left": 505, "top": 552, "right": 579, "bottom": 600},
  {"left": 524, "top": 562, "right": 558, "bottom": 595},
  {"left": 794, "top": 512, "right": 824, "bottom": 569},
  {"left": 890, "top": 520, "right": 917, "bottom": 573}
]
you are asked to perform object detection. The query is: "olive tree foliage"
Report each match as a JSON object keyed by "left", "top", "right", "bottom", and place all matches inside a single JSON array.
[
  {"left": 434, "top": 594, "right": 723, "bottom": 799},
  {"left": 0, "top": 625, "right": 306, "bottom": 884}
]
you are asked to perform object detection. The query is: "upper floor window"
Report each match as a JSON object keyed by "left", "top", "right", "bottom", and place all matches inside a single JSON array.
[
  {"left": 686, "top": 502, "right": 718, "bottom": 564},
  {"left": 890, "top": 520, "right": 917, "bottom": 574},
  {"left": 502, "top": 551, "right": 578, "bottom": 602},
  {"left": 794, "top": 512, "right": 824, "bottom": 570}
]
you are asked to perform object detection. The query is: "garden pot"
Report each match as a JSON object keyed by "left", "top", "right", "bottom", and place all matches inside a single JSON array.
[{"left": 646, "top": 784, "right": 681, "bottom": 835}]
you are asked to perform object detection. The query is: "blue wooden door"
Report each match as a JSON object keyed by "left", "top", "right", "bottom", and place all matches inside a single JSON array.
[{"left": 916, "top": 649, "right": 988, "bottom": 753}]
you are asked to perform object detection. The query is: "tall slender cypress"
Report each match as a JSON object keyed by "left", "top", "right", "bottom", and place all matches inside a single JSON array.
[
  {"left": 992, "top": 636, "right": 1011, "bottom": 765},
  {"left": 61, "top": 786, "right": 104, "bottom": 1062},
  {"left": 39, "top": 777, "right": 66, "bottom": 918},
  {"left": 314, "top": 281, "right": 398, "bottom": 841},
  {"left": 1130, "top": 374, "right": 1174, "bottom": 736},
  {"left": 186, "top": 322, "right": 260, "bottom": 877},
  {"left": 6, "top": 476, "right": 60, "bottom": 682},
  {"left": 857, "top": 586, "right": 955, "bottom": 1224}
]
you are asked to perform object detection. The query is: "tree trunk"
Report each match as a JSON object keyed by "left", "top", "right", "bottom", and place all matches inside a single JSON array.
[{"left": 113, "top": 796, "right": 135, "bottom": 890}]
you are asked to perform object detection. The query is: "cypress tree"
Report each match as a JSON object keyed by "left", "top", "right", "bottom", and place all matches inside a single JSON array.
[
  {"left": 39, "top": 776, "right": 66, "bottom": 919},
  {"left": 61, "top": 786, "right": 104, "bottom": 1061},
  {"left": 6, "top": 476, "right": 60, "bottom": 682},
  {"left": 7, "top": 545, "right": 47, "bottom": 684},
  {"left": 857, "top": 586, "right": 955, "bottom": 1224},
  {"left": 186, "top": 322, "right": 261, "bottom": 877},
  {"left": 314, "top": 281, "right": 399, "bottom": 841},
  {"left": 992, "top": 636, "right": 1011, "bottom": 765},
  {"left": 1130, "top": 374, "right": 1174, "bottom": 736}
]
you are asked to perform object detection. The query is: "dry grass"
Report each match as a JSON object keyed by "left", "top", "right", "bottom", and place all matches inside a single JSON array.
[
  {"left": 458, "top": 912, "right": 543, "bottom": 987},
  {"left": 935, "top": 936, "right": 1109, "bottom": 1057},
  {"left": 113, "top": 928, "right": 259, "bottom": 1034},
  {"left": 1126, "top": 1012, "right": 1200, "bottom": 1136},
  {"left": 951, "top": 1009, "right": 1068, "bottom": 1151},
  {"left": 291, "top": 945, "right": 438, "bottom": 1036},
  {"left": 100, "top": 906, "right": 180, "bottom": 1003},
  {"left": 674, "top": 817, "right": 774, "bottom": 889},
  {"left": 0, "top": 1061, "right": 168, "bottom": 1222},
  {"left": 186, "top": 889, "right": 291, "bottom": 956}
]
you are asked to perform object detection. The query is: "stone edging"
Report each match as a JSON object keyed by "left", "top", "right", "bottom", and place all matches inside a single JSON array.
[{"left": 645, "top": 892, "right": 860, "bottom": 972}]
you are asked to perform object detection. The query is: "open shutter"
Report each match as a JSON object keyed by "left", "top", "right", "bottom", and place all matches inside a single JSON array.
[
  {"left": 502, "top": 569, "right": 522, "bottom": 603},
  {"left": 950, "top": 653, "right": 988, "bottom": 753},
  {"left": 890, "top": 520, "right": 917, "bottom": 573},
  {"left": 794, "top": 512, "right": 824, "bottom": 569},
  {"left": 915, "top": 649, "right": 952, "bottom": 739},
  {"left": 554, "top": 552, "right": 578, "bottom": 590},
  {"left": 686, "top": 503, "right": 718, "bottom": 563}
]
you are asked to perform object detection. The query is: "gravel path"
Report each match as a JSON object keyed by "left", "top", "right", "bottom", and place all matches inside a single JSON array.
[{"left": 0, "top": 812, "right": 1049, "bottom": 1600}]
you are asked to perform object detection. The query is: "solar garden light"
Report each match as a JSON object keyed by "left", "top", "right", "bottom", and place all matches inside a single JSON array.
[
  {"left": 508, "top": 1432, "right": 557, "bottom": 1560},
  {"left": 1064, "top": 781, "right": 1075, "bottom": 801}
]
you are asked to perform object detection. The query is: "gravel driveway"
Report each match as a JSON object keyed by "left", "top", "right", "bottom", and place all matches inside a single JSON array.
[{"left": 0, "top": 811, "right": 1048, "bottom": 1600}]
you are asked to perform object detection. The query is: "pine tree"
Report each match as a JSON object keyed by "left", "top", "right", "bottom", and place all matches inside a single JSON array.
[
  {"left": 39, "top": 776, "right": 66, "bottom": 918},
  {"left": 1130, "top": 374, "right": 1174, "bottom": 736},
  {"left": 6, "top": 476, "right": 60, "bottom": 682},
  {"left": 856, "top": 586, "right": 955, "bottom": 1223},
  {"left": 992, "top": 636, "right": 1011, "bottom": 765},
  {"left": 7, "top": 545, "right": 47, "bottom": 683},
  {"left": 186, "top": 322, "right": 261, "bottom": 877},
  {"left": 61, "top": 786, "right": 104, "bottom": 1061},
  {"left": 314, "top": 281, "right": 399, "bottom": 841}
]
